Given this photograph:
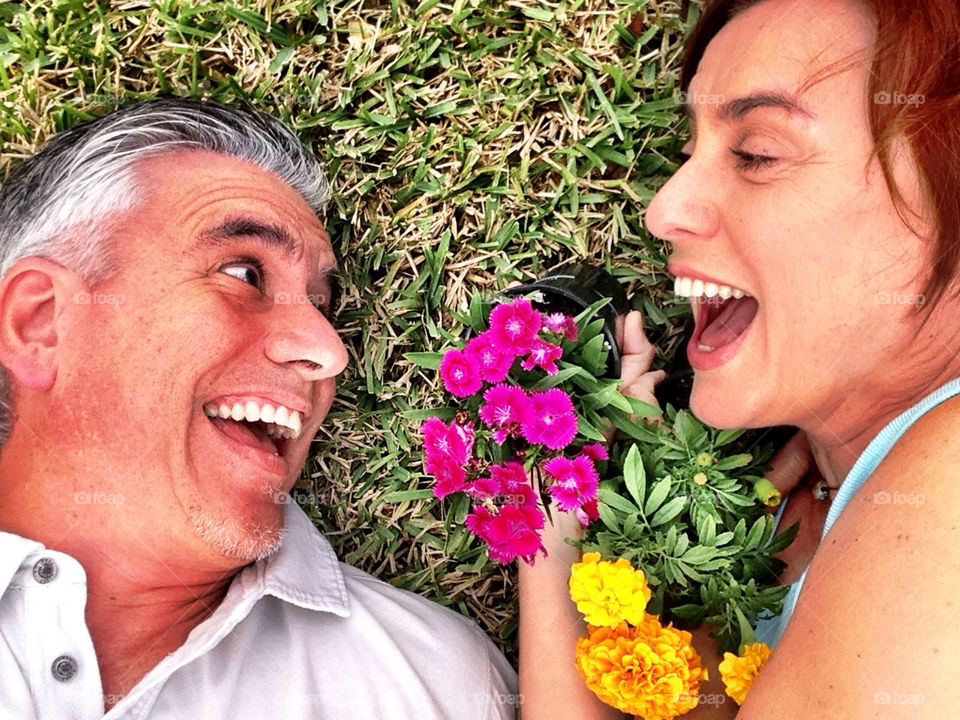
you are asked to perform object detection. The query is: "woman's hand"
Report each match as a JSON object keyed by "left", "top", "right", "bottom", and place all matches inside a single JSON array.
[{"left": 617, "top": 310, "right": 667, "bottom": 411}]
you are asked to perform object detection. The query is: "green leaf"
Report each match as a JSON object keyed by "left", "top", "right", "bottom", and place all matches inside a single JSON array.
[
  {"left": 269, "top": 46, "right": 295, "bottom": 74},
  {"left": 597, "top": 502, "right": 621, "bottom": 533},
  {"left": 644, "top": 476, "right": 672, "bottom": 516},
  {"left": 382, "top": 489, "right": 436, "bottom": 503},
  {"left": 744, "top": 517, "right": 768, "bottom": 550},
  {"left": 403, "top": 352, "right": 443, "bottom": 369},
  {"left": 649, "top": 495, "right": 687, "bottom": 527},
  {"left": 673, "top": 410, "right": 696, "bottom": 446},
  {"left": 714, "top": 428, "right": 746, "bottom": 447},
  {"left": 765, "top": 520, "right": 800, "bottom": 555},
  {"left": 713, "top": 453, "right": 753, "bottom": 471},
  {"left": 697, "top": 513, "right": 717, "bottom": 545},
  {"left": 681, "top": 545, "right": 718, "bottom": 564},
  {"left": 597, "top": 488, "right": 640, "bottom": 515},
  {"left": 622, "top": 444, "right": 646, "bottom": 508}
]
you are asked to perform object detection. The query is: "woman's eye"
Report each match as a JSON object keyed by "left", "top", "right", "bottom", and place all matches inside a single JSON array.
[
  {"left": 731, "top": 149, "right": 778, "bottom": 172},
  {"left": 221, "top": 261, "right": 264, "bottom": 289}
]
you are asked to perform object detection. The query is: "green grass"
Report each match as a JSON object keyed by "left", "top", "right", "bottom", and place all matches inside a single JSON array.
[{"left": 0, "top": 0, "right": 696, "bottom": 660}]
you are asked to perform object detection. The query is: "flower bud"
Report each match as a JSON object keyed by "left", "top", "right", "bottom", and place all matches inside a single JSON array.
[{"left": 753, "top": 478, "right": 781, "bottom": 507}]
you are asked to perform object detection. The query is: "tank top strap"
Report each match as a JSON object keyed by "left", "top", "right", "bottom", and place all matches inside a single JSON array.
[
  {"left": 823, "top": 375, "right": 960, "bottom": 538},
  {"left": 756, "top": 375, "right": 960, "bottom": 648}
]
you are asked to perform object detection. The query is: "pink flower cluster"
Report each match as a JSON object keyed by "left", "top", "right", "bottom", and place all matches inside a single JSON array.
[
  {"left": 438, "top": 298, "right": 575, "bottom": 397},
  {"left": 423, "top": 296, "right": 602, "bottom": 565}
]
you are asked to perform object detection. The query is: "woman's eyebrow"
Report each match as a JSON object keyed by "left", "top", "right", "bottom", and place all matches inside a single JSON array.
[{"left": 684, "top": 90, "right": 815, "bottom": 123}]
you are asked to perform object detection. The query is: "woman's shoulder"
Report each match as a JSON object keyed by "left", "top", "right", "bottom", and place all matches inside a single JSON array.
[{"left": 737, "top": 395, "right": 960, "bottom": 717}]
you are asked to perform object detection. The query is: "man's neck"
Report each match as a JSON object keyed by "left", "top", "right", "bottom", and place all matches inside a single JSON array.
[
  {"left": 83, "top": 562, "right": 233, "bottom": 709},
  {"left": 0, "top": 461, "right": 242, "bottom": 710}
]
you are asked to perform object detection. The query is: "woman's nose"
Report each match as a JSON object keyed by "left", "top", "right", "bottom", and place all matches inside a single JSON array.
[{"left": 645, "top": 158, "right": 721, "bottom": 243}]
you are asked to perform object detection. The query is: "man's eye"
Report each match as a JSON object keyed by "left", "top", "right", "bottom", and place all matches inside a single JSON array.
[{"left": 221, "top": 261, "right": 264, "bottom": 289}]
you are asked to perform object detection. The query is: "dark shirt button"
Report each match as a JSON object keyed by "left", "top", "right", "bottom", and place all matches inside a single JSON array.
[
  {"left": 32, "top": 558, "right": 58, "bottom": 584},
  {"left": 51, "top": 655, "right": 78, "bottom": 682}
]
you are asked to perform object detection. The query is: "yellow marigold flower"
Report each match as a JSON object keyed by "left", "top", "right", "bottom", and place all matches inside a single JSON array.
[
  {"left": 692, "top": 472, "right": 708, "bottom": 485},
  {"left": 575, "top": 616, "right": 709, "bottom": 720},
  {"left": 696, "top": 452, "right": 713, "bottom": 467},
  {"left": 719, "top": 642, "right": 772, "bottom": 705},
  {"left": 569, "top": 552, "right": 651, "bottom": 627}
]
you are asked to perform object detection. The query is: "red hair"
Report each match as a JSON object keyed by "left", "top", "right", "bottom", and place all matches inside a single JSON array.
[{"left": 681, "top": 0, "right": 960, "bottom": 313}]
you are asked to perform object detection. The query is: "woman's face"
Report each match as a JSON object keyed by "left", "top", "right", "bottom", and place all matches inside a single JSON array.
[{"left": 646, "top": 0, "right": 932, "bottom": 433}]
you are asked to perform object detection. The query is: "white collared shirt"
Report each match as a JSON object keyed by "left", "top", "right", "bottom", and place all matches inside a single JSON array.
[{"left": 0, "top": 504, "right": 518, "bottom": 719}]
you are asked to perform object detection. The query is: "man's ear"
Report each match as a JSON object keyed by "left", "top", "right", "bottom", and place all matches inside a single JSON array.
[{"left": 0, "top": 257, "right": 81, "bottom": 391}]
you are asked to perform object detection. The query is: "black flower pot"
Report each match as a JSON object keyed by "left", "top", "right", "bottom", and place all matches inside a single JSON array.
[{"left": 501, "top": 264, "right": 629, "bottom": 378}]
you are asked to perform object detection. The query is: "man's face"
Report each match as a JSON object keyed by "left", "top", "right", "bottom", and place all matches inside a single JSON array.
[{"left": 53, "top": 150, "right": 348, "bottom": 563}]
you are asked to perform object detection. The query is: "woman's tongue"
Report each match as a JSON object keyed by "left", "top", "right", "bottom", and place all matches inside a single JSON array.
[{"left": 700, "top": 297, "right": 759, "bottom": 349}]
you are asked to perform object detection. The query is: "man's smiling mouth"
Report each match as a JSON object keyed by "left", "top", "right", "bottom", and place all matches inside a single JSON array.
[{"left": 203, "top": 398, "right": 304, "bottom": 457}]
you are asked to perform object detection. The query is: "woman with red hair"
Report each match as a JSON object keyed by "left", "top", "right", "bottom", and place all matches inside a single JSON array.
[{"left": 520, "top": 0, "right": 960, "bottom": 717}]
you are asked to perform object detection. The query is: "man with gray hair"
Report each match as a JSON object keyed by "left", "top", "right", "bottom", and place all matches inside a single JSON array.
[{"left": 0, "top": 97, "right": 517, "bottom": 719}]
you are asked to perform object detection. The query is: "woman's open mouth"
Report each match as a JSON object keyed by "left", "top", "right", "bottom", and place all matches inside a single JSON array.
[{"left": 674, "top": 275, "right": 759, "bottom": 371}]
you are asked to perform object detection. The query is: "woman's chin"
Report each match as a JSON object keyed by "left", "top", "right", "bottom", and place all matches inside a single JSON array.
[{"left": 689, "top": 380, "right": 765, "bottom": 430}]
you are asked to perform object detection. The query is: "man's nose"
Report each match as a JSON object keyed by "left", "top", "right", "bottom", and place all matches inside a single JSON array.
[
  {"left": 264, "top": 298, "right": 348, "bottom": 380},
  {"left": 645, "top": 156, "right": 721, "bottom": 243}
]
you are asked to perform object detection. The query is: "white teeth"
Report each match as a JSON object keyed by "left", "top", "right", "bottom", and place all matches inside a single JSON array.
[
  {"left": 260, "top": 404, "right": 275, "bottom": 423},
  {"left": 202, "top": 398, "right": 306, "bottom": 440},
  {"left": 673, "top": 275, "right": 751, "bottom": 300}
]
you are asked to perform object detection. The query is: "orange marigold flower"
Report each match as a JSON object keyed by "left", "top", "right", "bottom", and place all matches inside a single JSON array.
[
  {"left": 719, "top": 642, "right": 772, "bottom": 705},
  {"left": 575, "top": 616, "right": 708, "bottom": 720}
]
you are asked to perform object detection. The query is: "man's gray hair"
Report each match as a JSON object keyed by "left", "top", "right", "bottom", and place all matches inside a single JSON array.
[{"left": 0, "top": 96, "right": 332, "bottom": 444}]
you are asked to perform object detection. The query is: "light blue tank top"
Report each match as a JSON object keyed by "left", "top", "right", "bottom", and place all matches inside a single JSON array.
[{"left": 755, "top": 376, "right": 960, "bottom": 647}]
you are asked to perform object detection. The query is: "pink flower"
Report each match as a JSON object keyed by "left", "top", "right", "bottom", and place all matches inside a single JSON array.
[
  {"left": 467, "top": 475, "right": 500, "bottom": 500},
  {"left": 422, "top": 417, "right": 474, "bottom": 470},
  {"left": 489, "top": 298, "right": 542, "bottom": 354},
  {"left": 522, "top": 388, "right": 578, "bottom": 450},
  {"left": 465, "top": 331, "right": 515, "bottom": 383},
  {"left": 439, "top": 348, "right": 483, "bottom": 398},
  {"left": 467, "top": 461, "right": 536, "bottom": 507},
  {"left": 490, "top": 461, "right": 537, "bottom": 506},
  {"left": 466, "top": 503, "right": 545, "bottom": 564},
  {"left": 581, "top": 443, "right": 609, "bottom": 461},
  {"left": 478, "top": 384, "right": 531, "bottom": 444},
  {"left": 543, "top": 454, "right": 600, "bottom": 513},
  {"left": 422, "top": 418, "right": 475, "bottom": 499},
  {"left": 432, "top": 458, "right": 469, "bottom": 499},
  {"left": 520, "top": 339, "right": 563, "bottom": 374},
  {"left": 544, "top": 312, "right": 578, "bottom": 340},
  {"left": 575, "top": 498, "right": 599, "bottom": 526}
]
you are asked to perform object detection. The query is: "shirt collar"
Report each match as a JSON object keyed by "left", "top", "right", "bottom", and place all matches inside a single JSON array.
[
  {"left": 0, "top": 531, "right": 45, "bottom": 593},
  {"left": 255, "top": 503, "right": 351, "bottom": 616}
]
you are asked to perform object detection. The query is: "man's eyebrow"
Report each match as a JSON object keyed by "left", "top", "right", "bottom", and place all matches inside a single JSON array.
[
  {"left": 196, "top": 216, "right": 303, "bottom": 259},
  {"left": 684, "top": 91, "right": 815, "bottom": 123}
]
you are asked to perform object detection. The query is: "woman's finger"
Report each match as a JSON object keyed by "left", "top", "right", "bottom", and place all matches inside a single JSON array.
[{"left": 765, "top": 430, "right": 813, "bottom": 495}]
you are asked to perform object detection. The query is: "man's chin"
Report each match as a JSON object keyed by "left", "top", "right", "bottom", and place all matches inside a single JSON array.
[{"left": 190, "top": 506, "right": 286, "bottom": 563}]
